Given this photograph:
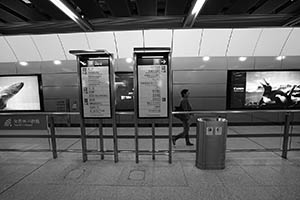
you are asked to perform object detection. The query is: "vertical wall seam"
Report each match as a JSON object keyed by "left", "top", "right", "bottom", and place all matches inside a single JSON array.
[
  {"left": 252, "top": 29, "right": 263, "bottom": 57},
  {"left": 57, "top": 34, "right": 68, "bottom": 60},
  {"left": 30, "top": 35, "right": 43, "bottom": 61},
  {"left": 30, "top": 35, "right": 43, "bottom": 72},
  {"left": 225, "top": 29, "right": 233, "bottom": 57},
  {"left": 4, "top": 36, "right": 19, "bottom": 62},
  {"left": 84, "top": 33, "right": 91, "bottom": 49},
  {"left": 252, "top": 28, "right": 264, "bottom": 69},
  {"left": 113, "top": 32, "right": 119, "bottom": 59},
  {"left": 279, "top": 28, "right": 294, "bottom": 56},
  {"left": 3, "top": 36, "right": 19, "bottom": 73},
  {"left": 279, "top": 28, "right": 294, "bottom": 69},
  {"left": 198, "top": 29, "right": 204, "bottom": 56},
  {"left": 225, "top": 29, "right": 234, "bottom": 70}
]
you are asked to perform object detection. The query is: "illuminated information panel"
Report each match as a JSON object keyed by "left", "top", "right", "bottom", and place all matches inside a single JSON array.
[
  {"left": 80, "top": 59, "right": 111, "bottom": 118},
  {"left": 137, "top": 58, "right": 168, "bottom": 118}
]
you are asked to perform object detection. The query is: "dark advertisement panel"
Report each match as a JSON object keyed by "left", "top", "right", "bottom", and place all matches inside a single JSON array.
[
  {"left": 0, "top": 74, "right": 43, "bottom": 112},
  {"left": 227, "top": 70, "right": 300, "bottom": 110},
  {"left": 115, "top": 72, "right": 134, "bottom": 111}
]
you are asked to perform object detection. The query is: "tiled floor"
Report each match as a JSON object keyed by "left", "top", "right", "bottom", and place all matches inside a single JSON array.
[{"left": 0, "top": 126, "right": 300, "bottom": 200}]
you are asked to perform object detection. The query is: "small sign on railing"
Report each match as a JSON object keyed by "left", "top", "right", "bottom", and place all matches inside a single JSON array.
[{"left": 0, "top": 115, "right": 47, "bottom": 130}]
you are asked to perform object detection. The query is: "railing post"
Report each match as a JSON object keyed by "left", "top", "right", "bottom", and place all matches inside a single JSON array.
[
  {"left": 152, "top": 122, "right": 155, "bottom": 160},
  {"left": 80, "top": 117, "right": 88, "bottom": 162},
  {"left": 98, "top": 119, "right": 104, "bottom": 160},
  {"left": 169, "top": 116, "right": 172, "bottom": 164},
  {"left": 282, "top": 112, "right": 291, "bottom": 159},
  {"left": 49, "top": 115, "right": 57, "bottom": 159}
]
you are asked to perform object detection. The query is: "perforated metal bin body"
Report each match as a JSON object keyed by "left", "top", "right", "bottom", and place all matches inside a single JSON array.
[{"left": 196, "top": 118, "right": 228, "bottom": 169}]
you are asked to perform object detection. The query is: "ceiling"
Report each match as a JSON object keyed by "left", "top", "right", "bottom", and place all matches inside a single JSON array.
[
  {"left": 1, "top": 28, "right": 300, "bottom": 62},
  {"left": 0, "top": 0, "right": 300, "bottom": 35}
]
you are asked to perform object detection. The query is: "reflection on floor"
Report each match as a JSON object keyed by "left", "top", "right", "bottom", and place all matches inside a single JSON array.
[{"left": 0, "top": 126, "right": 300, "bottom": 200}]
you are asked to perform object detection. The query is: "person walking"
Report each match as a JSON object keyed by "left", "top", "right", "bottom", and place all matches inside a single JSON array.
[{"left": 172, "top": 89, "right": 194, "bottom": 146}]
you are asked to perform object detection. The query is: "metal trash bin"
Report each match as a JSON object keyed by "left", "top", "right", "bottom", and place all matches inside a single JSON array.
[{"left": 196, "top": 118, "right": 227, "bottom": 169}]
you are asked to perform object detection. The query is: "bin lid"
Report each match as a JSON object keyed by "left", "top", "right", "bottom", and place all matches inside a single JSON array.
[{"left": 197, "top": 117, "right": 227, "bottom": 122}]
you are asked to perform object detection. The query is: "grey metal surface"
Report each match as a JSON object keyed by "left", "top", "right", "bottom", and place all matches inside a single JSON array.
[{"left": 196, "top": 118, "right": 228, "bottom": 169}]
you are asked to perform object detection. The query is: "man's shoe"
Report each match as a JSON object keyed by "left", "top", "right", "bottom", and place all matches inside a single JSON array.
[
  {"left": 186, "top": 142, "right": 194, "bottom": 146},
  {"left": 172, "top": 137, "right": 176, "bottom": 145}
]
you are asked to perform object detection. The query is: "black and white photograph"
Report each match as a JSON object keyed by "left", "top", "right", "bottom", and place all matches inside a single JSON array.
[
  {"left": 1, "top": 0, "right": 300, "bottom": 199},
  {"left": 245, "top": 71, "right": 300, "bottom": 109},
  {"left": 0, "top": 75, "right": 42, "bottom": 111}
]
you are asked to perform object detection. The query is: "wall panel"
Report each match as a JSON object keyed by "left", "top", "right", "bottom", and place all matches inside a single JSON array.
[
  {"left": 173, "top": 97, "right": 225, "bottom": 110},
  {"left": 16, "top": 61, "right": 41, "bottom": 74},
  {"left": 227, "top": 57, "right": 255, "bottom": 70},
  {"left": 41, "top": 60, "right": 77, "bottom": 73},
  {"left": 114, "top": 58, "right": 133, "bottom": 72},
  {"left": 173, "top": 84, "right": 226, "bottom": 98},
  {"left": 254, "top": 57, "right": 282, "bottom": 69},
  {"left": 282, "top": 56, "right": 300, "bottom": 69},
  {"left": 173, "top": 70, "right": 227, "bottom": 84},
  {"left": 0, "top": 62, "right": 16, "bottom": 74},
  {"left": 42, "top": 73, "right": 78, "bottom": 86},
  {"left": 43, "top": 86, "right": 79, "bottom": 99},
  {"left": 172, "top": 57, "right": 227, "bottom": 70}
]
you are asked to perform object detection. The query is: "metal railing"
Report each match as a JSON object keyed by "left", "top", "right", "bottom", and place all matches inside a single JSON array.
[{"left": 0, "top": 110, "right": 299, "bottom": 162}]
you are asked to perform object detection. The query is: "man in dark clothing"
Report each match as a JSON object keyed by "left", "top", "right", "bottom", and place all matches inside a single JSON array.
[{"left": 172, "top": 89, "right": 193, "bottom": 146}]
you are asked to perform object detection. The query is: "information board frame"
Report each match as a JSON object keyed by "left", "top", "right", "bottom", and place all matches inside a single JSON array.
[
  {"left": 134, "top": 50, "right": 170, "bottom": 119},
  {"left": 78, "top": 55, "right": 113, "bottom": 119}
]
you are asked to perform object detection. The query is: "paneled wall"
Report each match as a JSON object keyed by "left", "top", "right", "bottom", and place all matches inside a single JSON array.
[{"left": 0, "top": 56, "right": 299, "bottom": 125}]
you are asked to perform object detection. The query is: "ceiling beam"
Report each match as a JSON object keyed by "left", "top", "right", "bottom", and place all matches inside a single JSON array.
[
  {"left": 166, "top": 0, "right": 187, "bottom": 15},
  {"left": 72, "top": 0, "right": 105, "bottom": 19},
  {"left": 105, "top": 0, "right": 131, "bottom": 17},
  {"left": 0, "top": 0, "right": 48, "bottom": 21},
  {"left": 136, "top": 0, "right": 157, "bottom": 16},
  {"left": 283, "top": 14, "right": 300, "bottom": 26}
]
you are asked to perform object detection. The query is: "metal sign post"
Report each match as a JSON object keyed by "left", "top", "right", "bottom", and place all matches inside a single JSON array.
[
  {"left": 70, "top": 50, "right": 118, "bottom": 162},
  {"left": 133, "top": 47, "right": 172, "bottom": 163}
]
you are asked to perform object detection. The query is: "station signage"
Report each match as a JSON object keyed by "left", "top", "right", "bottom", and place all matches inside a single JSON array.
[
  {"left": 0, "top": 115, "right": 47, "bottom": 130},
  {"left": 137, "top": 56, "right": 169, "bottom": 118},
  {"left": 80, "top": 58, "right": 111, "bottom": 118}
]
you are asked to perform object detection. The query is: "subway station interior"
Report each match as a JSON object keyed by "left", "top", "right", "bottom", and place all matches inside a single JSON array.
[{"left": 1, "top": 0, "right": 300, "bottom": 199}]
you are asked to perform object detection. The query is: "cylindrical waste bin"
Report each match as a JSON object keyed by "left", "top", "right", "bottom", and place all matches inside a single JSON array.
[{"left": 196, "top": 118, "right": 227, "bottom": 169}]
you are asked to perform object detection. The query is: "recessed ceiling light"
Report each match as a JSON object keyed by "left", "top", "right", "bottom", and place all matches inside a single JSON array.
[
  {"left": 126, "top": 57, "right": 133, "bottom": 63},
  {"left": 239, "top": 57, "right": 247, "bottom": 62},
  {"left": 276, "top": 56, "right": 286, "bottom": 61},
  {"left": 19, "top": 61, "right": 28, "bottom": 66},
  {"left": 202, "top": 56, "right": 210, "bottom": 61},
  {"left": 54, "top": 60, "right": 62, "bottom": 65}
]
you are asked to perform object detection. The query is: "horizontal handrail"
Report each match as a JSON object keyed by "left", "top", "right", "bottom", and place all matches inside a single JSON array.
[
  {"left": 0, "top": 109, "right": 300, "bottom": 116},
  {"left": 0, "top": 112, "right": 80, "bottom": 116},
  {"left": 172, "top": 110, "right": 300, "bottom": 114}
]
